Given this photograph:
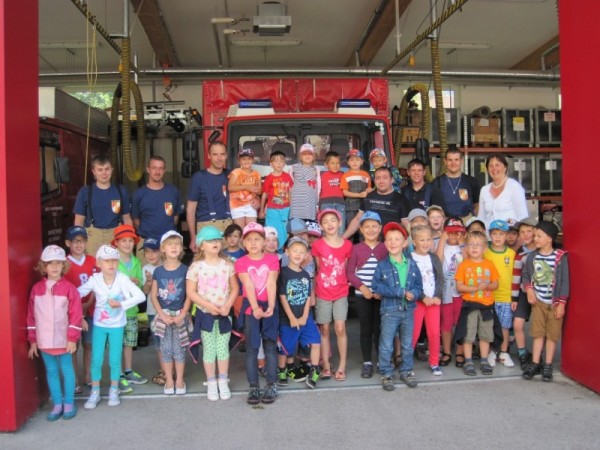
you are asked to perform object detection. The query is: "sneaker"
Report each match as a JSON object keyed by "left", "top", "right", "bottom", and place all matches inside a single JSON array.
[
  {"left": 119, "top": 376, "right": 133, "bottom": 394},
  {"left": 361, "top": 363, "right": 374, "bottom": 379},
  {"left": 399, "top": 371, "right": 418, "bottom": 388},
  {"left": 541, "top": 363, "right": 553, "bottom": 382},
  {"left": 84, "top": 390, "right": 101, "bottom": 409},
  {"left": 287, "top": 364, "right": 309, "bottom": 382},
  {"left": 487, "top": 350, "right": 497, "bottom": 368},
  {"left": 480, "top": 362, "right": 494, "bottom": 376},
  {"left": 499, "top": 352, "right": 515, "bottom": 368},
  {"left": 522, "top": 362, "right": 541, "bottom": 380},
  {"left": 518, "top": 351, "right": 532, "bottom": 370},
  {"left": 431, "top": 365, "right": 443, "bottom": 376},
  {"left": 382, "top": 376, "right": 395, "bottom": 391},
  {"left": 277, "top": 368, "right": 288, "bottom": 387},
  {"left": 218, "top": 378, "right": 231, "bottom": 400},
  {"left": 108, "top": 388, "right": 120, "bottom": 406},
  {"left": 204, "top": 380, "right": 219, "bottom": 401},
  {"left": 124, "top": 370, "right": 148, "bottom": 385},
  {"left": 261, "top": 383, "right": 278, "bottom": 404},
  {"left": 247, "top": 384, "right": 260, "bottom": 405},
  {"left": 305, "top": 367, "right": 320, "bottom": 389},
  {"left": 62, "top": 405, "right": 77, "bottom": 420}
]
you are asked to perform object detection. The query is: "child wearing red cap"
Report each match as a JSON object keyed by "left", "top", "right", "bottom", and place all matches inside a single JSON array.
[{"left": 112, "top": 224, "right": 147, "bottom": 392}]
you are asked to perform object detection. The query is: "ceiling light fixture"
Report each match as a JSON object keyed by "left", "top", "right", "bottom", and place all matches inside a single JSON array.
[
  {"left": 39, "top": 41, "right": 98, "bottom": 49},
  {"left": 436, "top": 41, "right": 490, "bottom": 50},
  {"left": 230, "top": 39, "right": 301, "bottom": 47}
]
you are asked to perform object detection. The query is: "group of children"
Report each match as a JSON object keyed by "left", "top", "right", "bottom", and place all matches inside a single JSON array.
[{"left": 27, "top": 142, "right": 569, "bottom": 418}]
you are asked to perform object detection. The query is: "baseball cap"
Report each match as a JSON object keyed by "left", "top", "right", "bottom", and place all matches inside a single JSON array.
[
  {"left": 517, "top": 217, "right": 537, "bottom": 228},
  {"left": 142, "top": 238, "right": 160, "bottom": 250},
  {"left": 444, "top": 217, "right": 466, "bottom": 233},
  {"left": 196, "top": 226, "right": 223, "bottom": 246},
  {"left": 264, "top": 226, "right": 278, "bottom": 239},
  {"left": 41, "top": 245, "right": 67, "bottom": 262},
  {"left": 112, "top": 224, "right": 140, "bottom": 246},
  {"left": 242, "top": 222, "right": 265, "bottom": 238},
  {"left": 299, "top": 143, "right": 315, "bottom": 154},
  {"left": 160, "top": 230, "right": 184, "bottom": 244},
  {"left": 238, "top": 147, "right": 254, "bottom": 158},
  {"left": 287, "top": 236, "right": 309, "bottom": 249},
  {"left": 65, "top": 226, "right": 87, "bottom": 241},
  {"left": 317, "top": 208, "right": 342, "bottom": 224},
  {"left": 96, "top": 245, "right": 120, "bottom": 261},
  {"left": 287, "top": 218, "right": 308, "bottom": 235},
  {"left": 305, "top": 220, "right": 322, "bottom": 237},
  {"left": 346, "top": 148, "right": 364, "bottom": 160},
  {"left": 426, "top": 205, "right": 445, "bottom": 216},
  {"left": 535, "top": 221, "right": 559, "bottom": 243},
  {"left": 408, "top": 208, "right": 427, "bottom": 222},
  {"left": 359, "top": 211, "right": 382, "bottom": 224},
  {"left": 489, "top": 219, "right": 509, "bottom": 232},
  {"left": 369, "top": 148, "right": 386, "bottom": 161},
  {"left": 382, "top": 222, "right": 408, "bottom": 239}
]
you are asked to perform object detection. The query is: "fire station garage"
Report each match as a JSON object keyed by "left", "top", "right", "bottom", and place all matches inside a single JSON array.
[{"left": 0, "top": 0, "right": 598, "bottom": 439}]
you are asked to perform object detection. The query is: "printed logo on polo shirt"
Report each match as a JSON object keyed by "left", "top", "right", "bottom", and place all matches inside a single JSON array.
[
  {"left": 459, "top": 189, "right": 469, "bottom": 201},
  {"left": 164, "top": 202, "right": 173, "bottom": 216},
  {"left": 222, "top": 185, "right": 227, "bottom": 197},
  {"left": 111, "top": 200, "right": 121, "bottom": 214}
]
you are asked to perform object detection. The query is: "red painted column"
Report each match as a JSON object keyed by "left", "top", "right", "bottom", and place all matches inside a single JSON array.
[
  {"left": 0, "top": 0, "right": 42, "bottom": 431},
  {"left": 560, "top": 3, "right": 600, "bottom": 393}
]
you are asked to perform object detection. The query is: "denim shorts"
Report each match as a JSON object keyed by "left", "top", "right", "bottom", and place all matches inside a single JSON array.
[{"left": 495, "top": 302, "right": 513, "bottom": 329}]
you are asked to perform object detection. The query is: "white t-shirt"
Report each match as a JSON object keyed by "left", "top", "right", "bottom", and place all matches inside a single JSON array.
[
  {"left": 442, "top": 244, "right": 463, "bottom": 304},
  {"left": 411, "top": 252, "right": 435, "bottom": 298}
]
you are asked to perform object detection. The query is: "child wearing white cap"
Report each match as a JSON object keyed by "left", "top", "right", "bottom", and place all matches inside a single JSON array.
[
  {"left": 27, "top": 245, "right": 82, "bottom": 421},
  {"left": 78, "top": 245, "right": 145, "bottom": 410},
  {"left": 290, "top": 143, "right": 321, "bottom": 221}
]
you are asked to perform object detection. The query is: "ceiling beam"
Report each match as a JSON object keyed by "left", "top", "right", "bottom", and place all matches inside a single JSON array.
[
  {"left": 130, "top": 0, "right": 178, "bottom": 67},
  {"left": 511, "top": 35, "right": 559, "bottom": 70},
  {"left": 346, "top": 0, "right": 412, "bottom": 67}
]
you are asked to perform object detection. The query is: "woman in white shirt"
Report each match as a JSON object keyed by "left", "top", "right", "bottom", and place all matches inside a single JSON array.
[{"left": 478, "top": 154, "right": 529, "bottom": 229}]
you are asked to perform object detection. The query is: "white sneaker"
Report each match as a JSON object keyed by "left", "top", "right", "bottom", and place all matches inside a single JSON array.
[
  {"left": 204, "top": 381, "right": 219, "bottom": 401},
  {"left": 108, "top": 388, "right": 120, "bottom": 406},
  {"left": 84, "top": 390, "right": 101, "bottom": 410},
  {"left": 218, "top": 378, "right": 231, "bottom": 400},
  {"left": 499, "top": 352, "right": 515, "bottom": 367},
  {"left": 431, "top": 366, "right": 443, "bottom": 376},
  {"left": 487, "top": 351, "right": 497, "bottom": 367}
]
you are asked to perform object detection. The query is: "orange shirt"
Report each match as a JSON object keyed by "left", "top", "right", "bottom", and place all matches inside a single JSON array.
[
  {"left": 229, "top": 168, "right": 261, "bottom": 209},
  {"left": 455, "top": 258, "right": 499, "bottom": 306}
]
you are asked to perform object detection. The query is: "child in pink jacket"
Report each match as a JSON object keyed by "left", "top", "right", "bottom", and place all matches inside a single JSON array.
[{"left": 27, "top": 245, "right": 83, "bottom": 421}]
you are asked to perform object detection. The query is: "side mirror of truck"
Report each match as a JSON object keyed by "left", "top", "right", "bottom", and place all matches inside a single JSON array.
[{"left": 54, "top": 157, "right": 71, "bottom": 183}]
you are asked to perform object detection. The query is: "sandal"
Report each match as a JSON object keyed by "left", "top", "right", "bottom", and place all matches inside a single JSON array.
[
  {"left": 439, "top": 353, "right": 451, "bottom": 367},
  {"left": 151, "top": 370, "right": 167, "bottom": 386},
  {"left": 463, "top": 362, "right": 476, "bottom": 376},
  {"left": 334, "top": 370, "right": 346, "bottom": 382},
  {"left": 455, "top": 354, "right": 465, "bottom": 368},
  {"left": 320, "top": 368, "right": 332, "bottom": 380}
]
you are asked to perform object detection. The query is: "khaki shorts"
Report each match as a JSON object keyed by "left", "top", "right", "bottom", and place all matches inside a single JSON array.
[
  {"left": 123, "top": 317, "right": 139, "bottom": 347},
  {"left": 85, "top": 225, "right": 116, "bottom": 257},
  {"left": 315, "top": 296, "right": 348, "bottom": 324},
  {"left": 464, "top": 309, "right": 494, "bottom": 343},
  {"left": 196, "top": 219, "right": 232, "bottom": 235},
  {"left": 530, "top": 301, "right": 563, "bottom": 341}
]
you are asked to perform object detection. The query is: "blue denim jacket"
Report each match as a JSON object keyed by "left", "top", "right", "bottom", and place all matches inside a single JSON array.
[{"left": 372, "top": 256, "right": 423, "bottom": 313}]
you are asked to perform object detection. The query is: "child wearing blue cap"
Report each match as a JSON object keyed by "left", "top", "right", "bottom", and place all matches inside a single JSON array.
[
  {"left": 346, "top": 211, "right": 387, "bottom": 378},
  {"left": 484, "top": 219, "right": 521, "bottom": 368},
  {"left": 187, "top": 226, "right": 239, "bottom": 400},
  {"left": 341, "top": 149, "right": 371, "bottom": 231}
]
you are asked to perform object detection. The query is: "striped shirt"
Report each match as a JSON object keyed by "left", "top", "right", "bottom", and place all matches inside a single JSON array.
[
  {"left": 354, "top": 254, "right": 379, "bottom": 297},
  {"left": 532, "top": 251, "right": 557, "bottom": 304},
  {"left": 290, "top": 164, "right": 320, "bottom": 220}
]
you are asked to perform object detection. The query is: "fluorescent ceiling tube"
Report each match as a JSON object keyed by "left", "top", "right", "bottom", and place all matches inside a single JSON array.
[{"left": 231, "top": 39, "right": 301, "bottom": 47}]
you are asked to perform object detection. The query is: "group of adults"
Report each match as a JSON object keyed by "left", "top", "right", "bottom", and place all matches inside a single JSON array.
[{"left": 74, "top": 142, "right": 529, "bottom": 257}]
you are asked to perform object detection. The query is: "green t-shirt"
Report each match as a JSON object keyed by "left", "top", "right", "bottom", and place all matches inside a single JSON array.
[
  {"left": 389, "top": 254, "right": 408, "bottom": 289},
  {"left": 118, "top": 256, "right": 143, "bottom": 317}
]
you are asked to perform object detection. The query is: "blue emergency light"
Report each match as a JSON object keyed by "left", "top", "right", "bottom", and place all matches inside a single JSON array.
[
  {"left": 239, "top": 99, "right": 273, "bottom": 108},
  {"left": 337, "top": 99, "right": 372, "bottom": 108}
]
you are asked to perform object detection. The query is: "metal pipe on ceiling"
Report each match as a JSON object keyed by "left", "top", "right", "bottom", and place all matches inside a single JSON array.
[
  {"left": 352, "top": 0, "right": 389, "bottom": 66},
  {"left": 38, "top": 67, "right": 560, "bottom": 84}
]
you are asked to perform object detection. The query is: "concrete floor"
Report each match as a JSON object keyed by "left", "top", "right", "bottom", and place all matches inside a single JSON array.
[{"left": 3, "top": 314, "right": 598, "bottom": 449}]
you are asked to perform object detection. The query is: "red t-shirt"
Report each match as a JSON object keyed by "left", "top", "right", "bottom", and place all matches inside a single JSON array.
[
  {"left": 263, "top": 172, "right": 294, "bottom": 209},
  {"left": 64, "top": 254, "right": 98, "bottom": 316},
  {"left": 312, "top": 238, "right": 353, "bottom": 300},
  {"left": 320, "top": 171, "right": 344, "bottom": 200}
]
